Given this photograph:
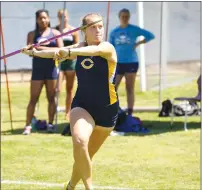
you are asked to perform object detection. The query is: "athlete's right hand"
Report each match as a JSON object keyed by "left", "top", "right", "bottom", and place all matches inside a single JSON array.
[{"left": 21, "top": 45, "right": 34, "bottom": 55}]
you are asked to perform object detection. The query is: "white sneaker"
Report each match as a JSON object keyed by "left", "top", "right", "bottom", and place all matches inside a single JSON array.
[
  {"left": 57, "top": 106, "right": 65, "bottom": 113},
  {"left": 110, "top": 131, "right": 125, "bottom": 136},
  {"left": 22, "top": 126, "right": 32, "bottom": 135}
]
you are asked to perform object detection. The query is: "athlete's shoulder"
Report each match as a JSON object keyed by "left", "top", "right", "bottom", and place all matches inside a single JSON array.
[
  {"left": 62, "top": 25, "right": 78, "bottom": 35},
  {"left": 69, "top": 25, "right": 79, "bottom": 35},
  {"left": 129, "top": 24, "right": 140, "bottom": 31},
  {"left": 51, "top": 28, "right": 61, "bottom": 36},
  {"left": 99, "top": 41, "right": 115, "bottom": 51},
  {"left": 69, "top": 25, "right": 75, "bottom": 30},
  {"left": 99, "top": 41, "right": 117, "bottom": 62},
  {"left": 104, "top": 41, "right": 115, "bottom": 48},
  {"left": 27, "top": 30, "right": 35, "bottom": 36},
  {"left": 27, "top": 30, "right": 36, "bottom": 40},
  {"left": 54, "top": 25, "right": 59, "bottom": 29}
]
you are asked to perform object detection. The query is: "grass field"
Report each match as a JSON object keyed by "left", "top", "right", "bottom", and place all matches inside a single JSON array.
[{"left": 1, "top": 79, "right": 200, "bottom": 190}]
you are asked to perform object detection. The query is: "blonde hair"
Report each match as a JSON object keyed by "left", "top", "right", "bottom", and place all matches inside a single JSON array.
[
  {"left": 57, "top": 9, "right": 68, "bottom": 18},
  {"left": 81, "top": 13, "right": 104, "bottom": 42},
  {"left": 82, "top": 13, "right": 103, "bottom": 28}
]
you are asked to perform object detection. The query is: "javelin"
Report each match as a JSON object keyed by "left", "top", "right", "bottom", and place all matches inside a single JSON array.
[
  {"left": 0, "top": 17, "right": 14, "bottom": 131},
  {"left": 0, "top": 19, "right": 102, "bottom": 60}
]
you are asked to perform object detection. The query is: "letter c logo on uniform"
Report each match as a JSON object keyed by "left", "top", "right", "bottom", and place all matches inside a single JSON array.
[{"left": 81, "top": 58, "right": 94, "bottom": 69}]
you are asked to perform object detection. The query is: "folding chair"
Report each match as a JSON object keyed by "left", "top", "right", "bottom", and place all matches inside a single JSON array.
[{"left": 170, "top": 75, "right": 201, "bottom": 131}]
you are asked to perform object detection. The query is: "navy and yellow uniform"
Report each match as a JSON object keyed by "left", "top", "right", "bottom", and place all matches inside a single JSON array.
[
  {"left": 55, "top": 26, "right": 76, "bottom": 71},
  {"left": 71, "top": 55, "right": 119, "bottom": 127},
  {"left": 32, "top": 29, "right": 58, "bottom": 80}
]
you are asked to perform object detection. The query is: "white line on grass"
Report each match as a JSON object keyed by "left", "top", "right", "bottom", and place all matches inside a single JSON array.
[{"left": 1, "top": 180, "right": 136, "bottom": 190}]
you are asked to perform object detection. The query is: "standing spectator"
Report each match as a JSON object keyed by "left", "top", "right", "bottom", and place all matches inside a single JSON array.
[
  {"left": 55, "top": 9, "right": 79, "bottom": 120},
  {"left": 22, "top": 9, "right": 63, "bottom": 135},
  {"left": 109, "top": 8, "right": 155, "bottom": 115}
]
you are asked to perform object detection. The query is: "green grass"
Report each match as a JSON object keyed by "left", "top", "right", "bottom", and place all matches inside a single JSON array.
[{"left": 1, "top": 79, "right": 200, "bottom": 190}]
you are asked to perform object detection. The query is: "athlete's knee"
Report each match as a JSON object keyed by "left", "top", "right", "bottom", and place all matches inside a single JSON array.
[
  {"left": 47, "top": 94, "right": 56, "bottom": 104},
  {"left": 74, "top": 135, "right": 88, "bottom": 148},
  {"left": 72, "top": 125, "right": 91, "bottom": 150},
  {"left": 72, "top": 135, "right": 89, "bottom": 159},
  {"left": 126, "top": 84, "right": 134, "bottom": 94}
]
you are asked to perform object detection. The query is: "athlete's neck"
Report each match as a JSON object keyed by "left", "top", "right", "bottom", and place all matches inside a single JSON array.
[
  {"left": 120, "top": 24, "right": 129, "bottom": 28},
  {"left": 39, "top": 27, "right": 49, "bottom": 33},
  {"left": 86, "top": 41, "right": 101, "bottom": 46},
  {"left": 59, "top": 22, "right": 69, "bottom": 30}
]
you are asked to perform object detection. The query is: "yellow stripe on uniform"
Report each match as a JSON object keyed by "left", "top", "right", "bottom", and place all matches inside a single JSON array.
[
  {"left": 55, "top": 59, "right": 59, "bottom": 67},
  {"left": 107, "top": 60, "right": 118, "bottom": 105}
]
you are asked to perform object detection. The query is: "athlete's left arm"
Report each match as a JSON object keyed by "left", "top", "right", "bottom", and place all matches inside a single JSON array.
[
  {"left": 21, "top": 42, "right": 82, "bottom": 59},
  {"left": 135, "top": 27, "right": 155, "bottom": 48},
  {"left": 21, "top": 48, "right": 58, "bottom": 58},
  {"left": 59, "top": 42, "right": 116, "bottom": 60}
]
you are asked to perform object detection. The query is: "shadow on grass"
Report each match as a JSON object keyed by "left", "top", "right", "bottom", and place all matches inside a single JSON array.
[
  {"left": 123, "top": 120, "right": 200, "bottom": 137},
  {"left": 1, "top": 122, "right": 70, "bottom": 136},
  {"left": 2, "top": 120, "right": 25, "bottom": 123},
  {"left": 1, "top": 119, "right": 200, "bottom": 136}
]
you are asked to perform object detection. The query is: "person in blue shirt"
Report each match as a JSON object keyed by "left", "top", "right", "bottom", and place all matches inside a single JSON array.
[{"left": 109, "top": 8, "right": 155, "bottom": 115}]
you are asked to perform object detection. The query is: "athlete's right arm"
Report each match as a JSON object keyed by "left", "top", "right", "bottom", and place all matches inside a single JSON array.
[
  {"left": 21, "top": 41, "right": 83, "bottom": 59},
  {"left": 21, "top": 47, "right": 58, "bottom": 58},
  {"left": 22, "top": 36, "right": 84, "bottom": 59}
]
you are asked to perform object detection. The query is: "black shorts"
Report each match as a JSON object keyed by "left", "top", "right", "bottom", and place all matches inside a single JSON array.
[
  {"left": 71, "top": 99, "right": 119, "bottom": 128},
  {"left": 31, "top": 66, "right": 58, "bottom": 80},
  {"left": 116, "top": 62, "right": 139, "bottom": 75}
]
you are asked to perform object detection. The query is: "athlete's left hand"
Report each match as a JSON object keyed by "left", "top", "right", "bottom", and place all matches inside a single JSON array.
[
  {"left": 134, "top": 42, "right": 141, "bottom": 49},
  {"left": 58, "top": 49, "right": 69, "bottom": 59},
  {"left": 134, "top": 39, "right": 146, "bottom": 49},
  {"left": 53, "top": 50, "right": 66, "bottom": 63}
]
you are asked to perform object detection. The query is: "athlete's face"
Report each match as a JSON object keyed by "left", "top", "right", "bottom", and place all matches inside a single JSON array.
[
  {"left": 58, "top": 11, "right": 68, "bottom": 24},
  {"left": 85, "top": 16, "right": 104, "bottom": 44},
  {"left": 37, "top": 12, "right": 50, "bottom": 29},
  {"left": 119, "top": 12, "right": 130, "bottom": 25}
]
